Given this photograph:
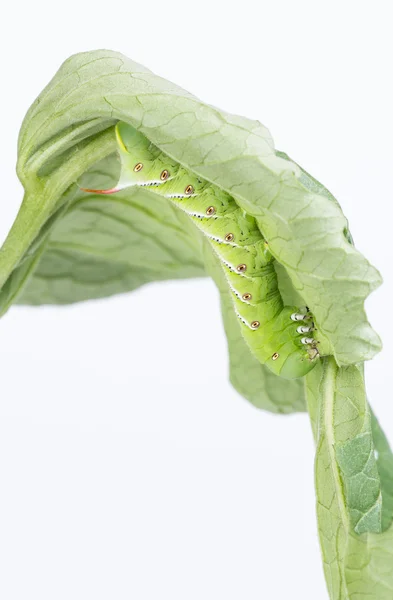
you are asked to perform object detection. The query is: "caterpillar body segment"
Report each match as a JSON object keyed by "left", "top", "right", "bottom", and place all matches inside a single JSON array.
[
  {"left": 197, "top": 213, "right": 262, "bottom": 247},
  {"left": 82, "top": 122, "right": 320, "bottom": 378},
  {"left": 116, "top": 122, "right": 181, "bottom": 189},
  {"left": 210, "top": 241, "right": 274, "bottom": 278},
  {"left": 224, "top": 265, "right": 278, "bottom": 304}
]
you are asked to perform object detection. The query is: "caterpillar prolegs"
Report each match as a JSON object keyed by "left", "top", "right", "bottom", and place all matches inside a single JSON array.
[{"left": 82, "top": 122, "right": 320, "bottom": 378}]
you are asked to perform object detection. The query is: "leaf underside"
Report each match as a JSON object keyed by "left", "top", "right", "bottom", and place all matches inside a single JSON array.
[{"left": 17, "top": 155, "right": 205, "bottom": 305}]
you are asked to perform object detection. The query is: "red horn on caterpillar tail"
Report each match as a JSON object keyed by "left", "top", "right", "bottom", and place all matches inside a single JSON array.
[{"left": 80, "top": 186, "right": 121, "bottom": 194}]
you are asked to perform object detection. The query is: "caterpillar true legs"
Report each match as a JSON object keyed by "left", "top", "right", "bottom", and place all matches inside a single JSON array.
[{"left": 81, "top": 122, "right": 320, "bottom": 378}]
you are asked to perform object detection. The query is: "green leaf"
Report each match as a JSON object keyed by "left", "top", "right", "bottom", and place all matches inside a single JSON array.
[
  {"left": 203, "top": 240, "right": 306, "bottom": 414},
  {"left": 371, "top": 411, "right": 393, "bottom": 531},
  {"left": 8, "top": 48, "right": 380, "bottom": 366},
  {"left": 5, "top": 142, "right": 302, "bottom": 415},
  {"left": 306, "top": 359, "right": 393, "bottom": 599},
  {"left": 345, "top": 527, "right": 393, "bottom": 598},
  {"left": 15, "top": 154, "right": 205, "bottom": 306},
  {"left": 0, "top": 47, "right": 391, "bottom": 600}
]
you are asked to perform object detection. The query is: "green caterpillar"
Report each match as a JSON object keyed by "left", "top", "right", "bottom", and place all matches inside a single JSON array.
[{"left": 82, "top": 122, "right": 320, "bottom": 378}]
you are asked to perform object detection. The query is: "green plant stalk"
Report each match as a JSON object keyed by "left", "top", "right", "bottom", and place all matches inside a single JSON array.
[
  {"left": 0, "top": 128, "right": 116, "bottom": 292},
  {"left": 307, "top": 359, "right": 352, "bottom": 597}
]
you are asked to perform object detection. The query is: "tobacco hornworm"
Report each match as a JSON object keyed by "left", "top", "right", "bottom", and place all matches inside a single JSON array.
[{"left": 82, "top": 122, "right": 320, "bottom": 378}]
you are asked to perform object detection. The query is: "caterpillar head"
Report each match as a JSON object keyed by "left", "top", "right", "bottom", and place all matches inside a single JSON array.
[{"left": 274, "top": 347, "right": 318, "bottom": 378}]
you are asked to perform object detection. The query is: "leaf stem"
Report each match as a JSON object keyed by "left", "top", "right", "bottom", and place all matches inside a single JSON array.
[
  {"left": 0, "top": 128, "right": 116, "bottom": 291},
  {"left": 321, "top": 357, "right": 350, "bottom": 537}
]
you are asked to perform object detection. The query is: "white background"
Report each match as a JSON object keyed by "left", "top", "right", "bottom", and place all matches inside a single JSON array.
[{"left": 0, "top": 1, "right": 392, "bottom": 598}]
